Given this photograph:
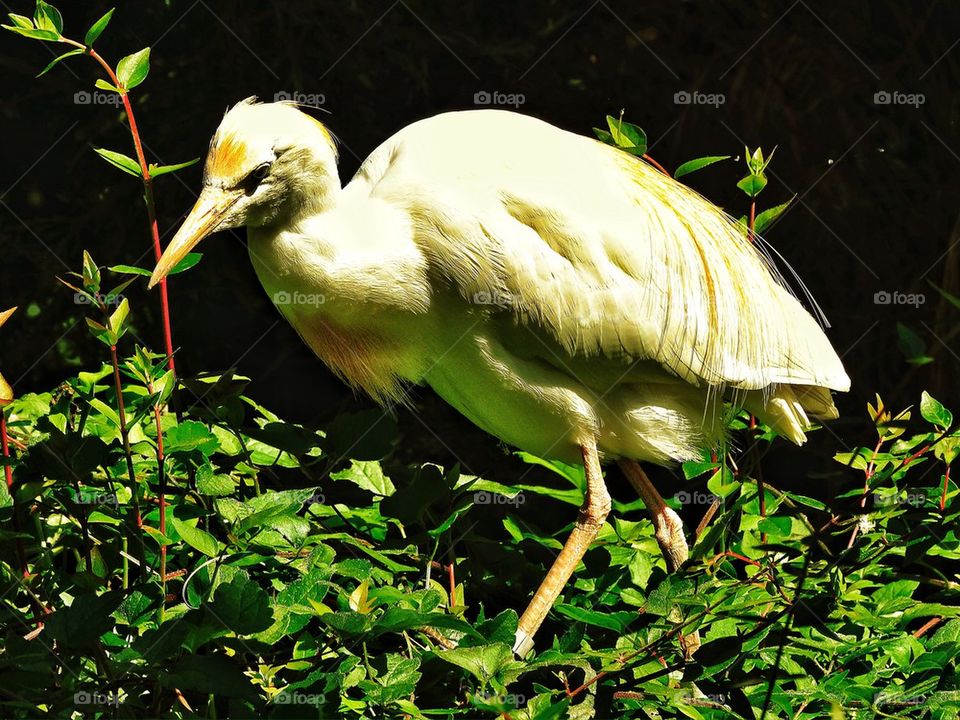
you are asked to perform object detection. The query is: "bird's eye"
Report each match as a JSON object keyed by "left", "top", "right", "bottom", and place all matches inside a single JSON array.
[{"left": 242, "top": 162, "right": 271, "bottom": 194}]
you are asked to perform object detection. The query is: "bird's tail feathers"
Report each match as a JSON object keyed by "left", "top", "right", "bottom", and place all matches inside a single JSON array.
[{"left": 743, "top": 383, "right": 839, "bottom": 446}]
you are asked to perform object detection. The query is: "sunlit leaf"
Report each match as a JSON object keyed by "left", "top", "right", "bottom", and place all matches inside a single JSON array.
[
  {"left": 674, "top": 155, "right": 730, "bottom": 179},
  {"left": 36, "top": 48, "right": 82, "bottom": 77},
  {"left": 84, "top": 8, "right": 114, "bottom": 46},
  {"left": 94, "top": 147, "right": 142, "bottom": 177},
  {"left": 149, "top": 157, "right": 200, "bottom": 177},
  {"left": 116, "top": 47, "right": 150, "bottom": 90}
]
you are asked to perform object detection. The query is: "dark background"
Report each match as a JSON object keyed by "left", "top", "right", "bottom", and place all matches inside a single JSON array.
[{"left": 1, "top": 1, "right": 958, "bottom": 495}]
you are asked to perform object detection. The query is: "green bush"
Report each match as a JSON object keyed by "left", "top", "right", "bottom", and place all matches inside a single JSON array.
[{"left": 2, "top": 5, "right": 959, "bottom": 719}]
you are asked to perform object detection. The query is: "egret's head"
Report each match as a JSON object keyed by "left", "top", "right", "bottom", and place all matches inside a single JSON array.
[{"left": 149, "top": 97, "right": 338, "bottom": 288}]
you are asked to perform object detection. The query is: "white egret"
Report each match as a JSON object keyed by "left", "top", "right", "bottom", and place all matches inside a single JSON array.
[{"left": 149, "top": 99, "right": 849, "bottom": 656}]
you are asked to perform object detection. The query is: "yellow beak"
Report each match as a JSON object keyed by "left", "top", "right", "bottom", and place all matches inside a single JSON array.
[{"left": 148, "top": 187, "right": 243, "bottom": 289}]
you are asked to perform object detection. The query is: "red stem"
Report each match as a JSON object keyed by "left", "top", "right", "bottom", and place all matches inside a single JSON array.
[
  {"left": 643, "top": 153, "right": 670, "bottom": 177},
  {"left": 848, "top": 436, "right": 886, "bottom": 548},
  {"left": 748, "top": 200, "right": 756, "bottom": 243},
  {"left": 1, "top": 412, "right": 12, "bottom": 491},
  {"left": 148, "top": 379, "right": 167, "bottom": 586},
  {"left": 65, "top": 40, "right": 176, "bottom": 374},
  {"left": 1, "top": 411, "right": 28, "bottom": 577}
]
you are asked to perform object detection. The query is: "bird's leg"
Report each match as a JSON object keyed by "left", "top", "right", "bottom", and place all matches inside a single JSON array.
[
  {"left": 618, "top": 459, "right": 699, "bottom": 658},
  {"left": 513, "top": 438, "right": 610, "bottom": 658},
  {"left": 618, "top": 460, "right": 688, "bottom": 570}
]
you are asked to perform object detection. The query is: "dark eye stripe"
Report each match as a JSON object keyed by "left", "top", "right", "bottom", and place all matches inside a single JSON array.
[{"left": 240, "top": 162, "right": 271, "bottom": 194}]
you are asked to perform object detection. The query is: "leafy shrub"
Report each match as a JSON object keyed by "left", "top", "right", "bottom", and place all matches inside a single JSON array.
[{"left": 1, "top": 5, "right": 959, "bottom": 719}]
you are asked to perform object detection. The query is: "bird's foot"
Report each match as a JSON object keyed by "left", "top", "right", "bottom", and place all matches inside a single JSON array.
[{"left": 653, "top": 505, "right": 689, "bottom": 573}]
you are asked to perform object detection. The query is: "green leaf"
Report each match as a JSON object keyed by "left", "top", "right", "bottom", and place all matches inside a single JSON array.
[
  {"left": 319, "top": 610, "right": 368, "bottom": 635},
  {"left": 920, "top": 390, "right": 953, "bottom": 429},
  {"left": 166, "top": 420, "right": 219, "bottom": 455},
  {"left": 208, "top": 575, "right": 273, "bottom": 634},
  {"left": 437, "top": 642, "right": 514, "bottom": 683},
  {"left": 683, "top": 459, "right": 719, "bottom": 480},
  {"left": 84, "top": 7, "right": 113, "bottom": 46},
  {"left": 170, "top": 515, "right": 221, "bottom": 557},
  {"left": 108, "top": 264, "right": 151, "bottom": 277},
  {"left": 107, "top": 297, "right": 129, "bottom": 339},
  {"left": 752, "top": 196, "right": 795, "bottom": 235},
  {"left": 674, "top": 155, "right": 730, "bottom": 179},
  {"left": 470, "top": 609, "right": 518, "bottom": 647},
  {"left": 94, "top": 78, "right": 122, "bottom": 93},
  {"left": 154, "top": 369, "right": 176, "bottom": 405},
  {"left": 116, "top": 47, "right": 150, "bottom": 90},
  {"left": 605, "top": 114, "right": 646, "bottom": 154},
  {"left": 168, "top": 252, "right": 203, "bottom": 276},
  {"left": 707, "top": 465, "right": 740, "bottom": 497},
  {"left": 331, "top": 459, "right": 396, "bottom": 496},
  {"left": 85, "top": 317, "right": 112, "bottom": 346},
  {"left": 6, "top": 14, "right": 33, "bottom": 29},
  {"left": 34, "top": 1, "right": 62, "bottom": 34},
  {"left": 592, "top": 127, "right": 614, "bottom": 145},
  {"left": 746, "top": 145, "right": 775, "bottom": 174},
  {"left": 737, "top": 173, "right": 767, "bottom": 197},
  {"left": 757, "top": 515, "right": 793, "bottom": 537},
  {"left": 933, "top": 436, "right": 960, "bottom": 465},
  {"left": 372, "top": 608, "right": 482, "bottom": 640},
  {"left": 82, "top": 249, "right": 101, "bottom": 292},
  {"left": 46, "top": 592, "right": 123, "bottom": 648},
  {"left": 2, "top": 25, "right": 58, "bottom": 40},
  {"left": 94, "top": 147, "right": 142, "bottom": 177},
  {"left": 363, "top": 654, "right": 421, "bottom": 705},
  {"left": 36, "top": 48, "right": 83, "bottom": 77},
  {"left": 196, "top": 463, "right": 236, "bottom": 496},
  {"left": 88, "top": 398, "right": 120, "bottom": 428},
  {"left": 554, "top": 604, "right": 634, "bottom": 632},
  {"left": 143, "top": 525, "right": 173, "bottom": 546},
  {"left": 930, "top": 282, "right": 960, "bottom": 312},
  {"left": 897, "top": 322, "right": 934, "bottom": 366},
  {"left": 149, "top": 157, "right": 200, "bottom": 177}
]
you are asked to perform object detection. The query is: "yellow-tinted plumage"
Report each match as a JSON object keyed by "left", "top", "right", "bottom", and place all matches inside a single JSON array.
[{"left": 149, "top": 99, "right": 849, "bottom": 656}]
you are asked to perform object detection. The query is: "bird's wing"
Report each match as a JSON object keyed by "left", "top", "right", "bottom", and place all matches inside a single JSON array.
[{"left": 357, "top": 110, "right": 850, "bottom": 394}]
